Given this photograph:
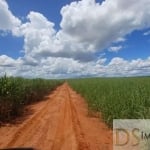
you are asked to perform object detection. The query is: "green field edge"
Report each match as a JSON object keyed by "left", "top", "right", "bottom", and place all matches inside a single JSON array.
[
  {"left": 68, "top": 77, "right": 150, "bottom": 128},
  {"left": 0, "top": 75, "right": 64, "bottom": 124}
]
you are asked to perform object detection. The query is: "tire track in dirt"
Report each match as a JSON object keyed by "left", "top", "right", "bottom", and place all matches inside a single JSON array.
[
  {"left": 68, "top": 86, "right": 112, "bottom": 150},
  {"left": 51, "top": 89, "right": 77, "bottom": 150},
  {"left": 0, "top": 83, "right": 112, "bottom": 150},
  {"left": 67, "top": 86, "right": 90, "bottom": 150}
]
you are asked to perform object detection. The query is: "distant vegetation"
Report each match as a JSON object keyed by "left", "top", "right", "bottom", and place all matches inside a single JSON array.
[
  {"left": 0, "top": 75, "right": 62, "bottom": 123},
  {"left": 68, "top": 77, "right": 150, "bottom": 127},
  {"left": 1, "top": 75, "right": 150, "bottom": 128}
]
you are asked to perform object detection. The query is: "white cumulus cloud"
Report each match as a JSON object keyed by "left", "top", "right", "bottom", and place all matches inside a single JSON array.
[
  {"left": 60, "top": 0, "right": 150, "bottom": 55},
  {"left": 108, "top": 46, "right": 123, "bottom": 52},
  {"left": 0, "top": 55, "right": 17, "bottom": 67},
  {"left": 0, "top": 0, "right": 21, "bottom": 35},
  {"left": 13, "top": 0, "right": 150, "bottom": 62},
  {"left": 1, "top": 0, "right": 150, "bottom": 78},
  {"left": 1, "top": 55, "right": 150, "bottom": 78}
]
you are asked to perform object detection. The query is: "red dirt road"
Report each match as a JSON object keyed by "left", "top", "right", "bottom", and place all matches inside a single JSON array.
[{"left": 0, "top": 83, "right": 112, "bottom": 150}]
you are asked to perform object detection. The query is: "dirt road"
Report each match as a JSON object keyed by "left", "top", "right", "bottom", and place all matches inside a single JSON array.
[{"left": 0, "top": 83, "right": 112, "bottom": 150}]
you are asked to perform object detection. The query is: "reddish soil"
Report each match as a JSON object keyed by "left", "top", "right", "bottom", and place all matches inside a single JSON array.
[{"left": 0, "top": 83, "right": 112, "bottom": 150}]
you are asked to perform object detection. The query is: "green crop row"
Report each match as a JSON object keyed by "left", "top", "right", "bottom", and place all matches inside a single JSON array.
[
  {"left": 68, "top": 77, "right": 150, "bottom": 127},
  {"left": 0, "top": 75, "right": 63, "bottom": 123}
]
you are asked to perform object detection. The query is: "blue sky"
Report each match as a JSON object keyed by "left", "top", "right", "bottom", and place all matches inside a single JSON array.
[
  {"left": 0, "top": 0, "right": 150, "bottom": 78},
  {"left": 105, "top": 29, "right": 150, "bottom": 62}
]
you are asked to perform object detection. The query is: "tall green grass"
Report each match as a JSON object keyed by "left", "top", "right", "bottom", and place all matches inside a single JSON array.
[
  {"left": 68, "top": 77, "right": 150, "bottom": 127},
  {"left": 0, "top": 75, "right": 62, "bottom": 123}
]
